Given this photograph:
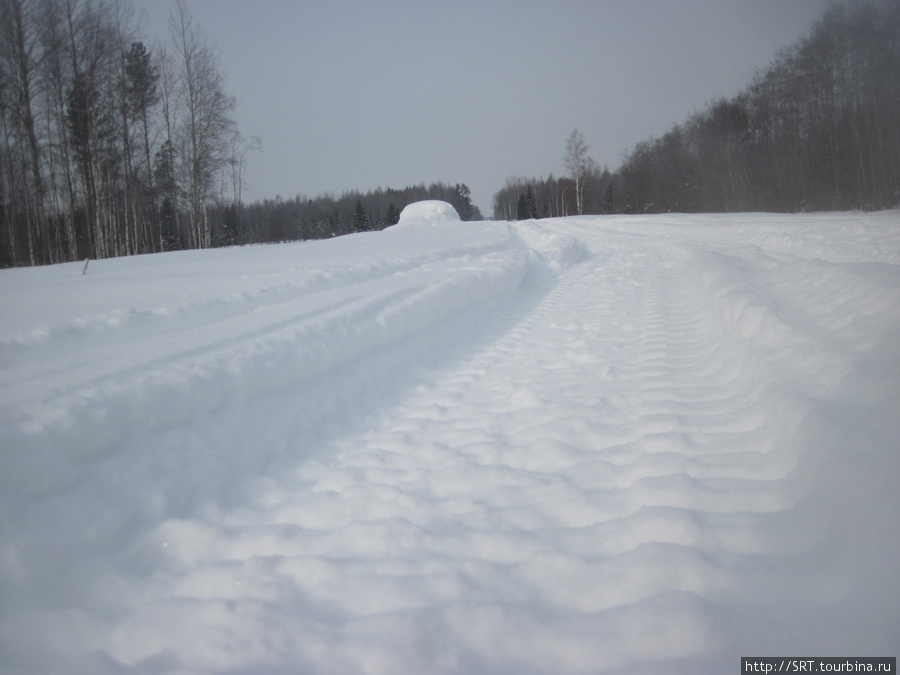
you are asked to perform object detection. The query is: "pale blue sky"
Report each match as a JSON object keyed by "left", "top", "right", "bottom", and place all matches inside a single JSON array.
[{"left": 133, "top": 0, "right": 831, "bottom": 215}]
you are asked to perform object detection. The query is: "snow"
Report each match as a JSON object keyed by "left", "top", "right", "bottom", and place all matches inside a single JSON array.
[
  {"left": 396, "top": 199, "right": 461, "bottom": 227},
  {"left": 1, "top": 209, "right": 899, "bottom": 674}
]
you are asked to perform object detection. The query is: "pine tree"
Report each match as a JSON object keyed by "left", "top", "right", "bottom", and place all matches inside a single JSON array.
[
  {"left": 525, "top": 185, "right": 537, "bottom": 219},
  {"left": 385, "top": 202, "right": 400, "bottom": 226},
  {"left": 604, "top": 183, "right": 615, "bottom": 214},
  {"left": 452, "top": 183, "right": 473, "bottom": 220},
  {"left": 352, "top": 198, "right": 369, "bottom": 232},
  {"left": 516, "top": 193, "right": 528, "bottom": 220},
  {"left": 159, "top": 197, "right": 179, "bottom": 250},
  {"left": 125, "top": 41, "right": 160, "bottom": 249}
]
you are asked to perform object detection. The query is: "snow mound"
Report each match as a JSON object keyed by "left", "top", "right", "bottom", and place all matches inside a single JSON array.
[{"left": 395, "top": 200, "right": 461, "bottom": 227}]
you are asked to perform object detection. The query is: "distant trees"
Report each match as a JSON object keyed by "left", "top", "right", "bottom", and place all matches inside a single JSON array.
[
  {"left": 385, "top": 202, "right": 400, "bottom": 226},
  {"left": 494, "top": 128, "right": 615, "bottom": 220},
  {"left": 0, "top": 0, "right": 245, "bottom": 267},
  {"left": 515, "top": 185, "right": 537, "bottom": 220},
  {"left": 0, "top": 0, "right": 483, "bottom": 267},
  {"left": 1, "top": 0, "right": 47, "bottom": 266},
  {"left": 564, "top": 129, "right": 597, "bottom": 215},
  {"left": 352, "top": 198, "right": 369, "bottom": 232},
  {"left": 613, "top": 0, "right": 900, "bottom": 214},
  {"left": 450, "top": 182, "right": 476, "bottom": 221},
  {"left": 515, "top": 193, "right": 528, "bottom": 221},
  {"left": 492, "top": 0, "right": 899, "bottom": 219},
  {"left": 510, "top": 186, "right": 538, "bottom": 221},
  {"left": 227, "top": 132, "right": 262, "bottom": 245},
  {"left": 220, "top": 181, "right": 481, "bottom": 246},
  {"left": 493, "top": 167, "right": 613, "bottom": 221}
]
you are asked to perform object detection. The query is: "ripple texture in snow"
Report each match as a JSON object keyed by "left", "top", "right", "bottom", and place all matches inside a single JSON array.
[{"left": 1, "top": 212, "right": 898, "bottom": 674}]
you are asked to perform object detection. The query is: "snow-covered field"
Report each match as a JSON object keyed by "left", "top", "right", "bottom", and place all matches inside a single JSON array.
[{"left": 1, "top": 206, "right": 899, "bottom": 674}]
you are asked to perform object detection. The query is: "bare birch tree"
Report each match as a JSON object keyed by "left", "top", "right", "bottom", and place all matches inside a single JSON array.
[
  {"left": 0, "top": 0, "right": 47, "bottom": 264},
  {"left": 169, "top": 0, "right": 235, "bottom": 249},
  {"left": 563, "top": 129, "right": 595, "bottom": 216}
]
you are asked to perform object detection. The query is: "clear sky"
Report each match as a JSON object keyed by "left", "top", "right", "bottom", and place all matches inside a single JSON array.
[{"left": 133, "top": 0, "right": 831, "bottom": 215}]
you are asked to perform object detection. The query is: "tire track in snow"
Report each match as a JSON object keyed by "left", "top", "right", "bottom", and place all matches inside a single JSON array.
[
  {"left": 107, "top": 222, "right": 837, "bottom": 672},
  {"left": 0, "top": 225, "right": 532, "bottom": 471},
  {"left": 228, "top": 219, "right": 889, "bottom": 671},
  {"left": 3, "top": 213, "right": 898, "bottom": 674}
]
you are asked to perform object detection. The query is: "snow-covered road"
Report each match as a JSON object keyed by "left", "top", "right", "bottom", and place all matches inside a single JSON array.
[{"left": 1, "top": 209, "right": 898, "bottom": 673}]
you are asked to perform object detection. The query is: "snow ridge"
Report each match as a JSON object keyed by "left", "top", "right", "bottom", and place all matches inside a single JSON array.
[{"left": 1, "top": 223, "right": 540, "bottom": 462}]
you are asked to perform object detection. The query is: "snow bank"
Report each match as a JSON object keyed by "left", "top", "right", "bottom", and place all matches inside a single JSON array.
[
  {"left": 513, "top": 220, "right": 591, "bottom": 272},
  {"left": 0, "top": 221, "right": 531, "bottom": 487},
  {"left": 1, "top": 211, "right": 898, "bottom": 674}
]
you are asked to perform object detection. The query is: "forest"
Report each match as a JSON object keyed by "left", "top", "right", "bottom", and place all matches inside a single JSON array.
[
  {"left": 2, "top": 0, "right": 898, "bottom": 268},
  {"left": 0, "top": 0, "right": 247, "bottom": 267},
  {"left": 0, "top": 0, "right": 482, "bottom": 268},
  {"left": 494, "top": 0, "right": 900, "bottom": 219},
  {"left": 215, "top": 182, "right": 481, "bottom": 248}
]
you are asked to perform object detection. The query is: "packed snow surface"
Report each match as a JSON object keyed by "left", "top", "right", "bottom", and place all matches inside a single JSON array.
[{"left": 1, "top": 211, "right": 899, "bottom": 674}]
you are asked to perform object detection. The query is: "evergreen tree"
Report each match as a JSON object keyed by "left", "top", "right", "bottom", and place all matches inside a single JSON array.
[
  {"left": 125, "top": 42, "right": 159, "bottom": 119},
  {"left": 159, "top": 197, "right": 180, "bottom": 250},
  {"left": 516, "top": 193, "right": 528, "bottom": 220},
  {"left": 603, "top": 183, "right": 615, "bottom": 214},
  {"left": 352, "top": 198, "right": 369, "bottom": 232},
  {"left": 451, "top": 183, "right": 474, "bottom": 220},
  {"left": 525, "top": 185, "right": 537, "bottom": 219},
  {"left": 385, "top": 202, "right": 400, "bottom": 225},
  {"left": 125, "top": 41, "right": 160, "bottom": 248}
]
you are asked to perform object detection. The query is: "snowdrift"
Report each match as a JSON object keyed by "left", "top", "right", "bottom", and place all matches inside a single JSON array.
[
  {"left": 1, "top": 210, "right": 898, "bottom": 674},
  {"left": 395, "top": 199, "right": 461, "bottom": 227}
]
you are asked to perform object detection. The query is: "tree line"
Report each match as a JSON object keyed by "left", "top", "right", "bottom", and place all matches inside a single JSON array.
[
  {"left": 0, "top": 0, "right": 483, "bottom": 268},
  {"left": 6, "top": 0, "right": 894, "bottom": 267},
  {"left": 493, "top": 170, "right": 614, "bottom": 222},
  {"left": 493, "top": 129, "right": 615, "bottom": 220},
  {"left": 211, "top": 182, "right": 481, "bottom": 247},
  {"left": 0, "top": 0, "right": 261, "bottom": 267},
  {"left": 496, "top": 0, "right": 900, "bottom": 219}
]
